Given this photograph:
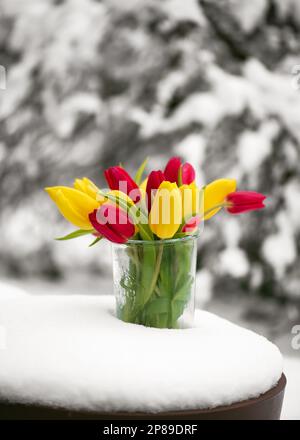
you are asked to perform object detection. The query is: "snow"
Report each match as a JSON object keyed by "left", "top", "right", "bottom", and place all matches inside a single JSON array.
[
  {"left": 133, "top": 58, "right": 300, "bottom": 154},
  {"left": 262, "top": 213, "right": 297, "bottom": 279},
  {"left": 281, "top": 357, "right": 300, "bottom": 420},
  {"left": 175, "top": 134, "right": 207, "bottom": 186},
  {"left": 284, "top": 181, "right": 300, "bottom": 232},
  {"left": 162, "top": 0, "right": 205, "bottom": 25},
  {"left": 229, "top": 0, "right": 268, "bottom": 34},
  {"left": 219, "top": 247, "right": 250, "bottom": 278},
  {"left": 244, "top": 59, "right": 300, "bottom": 143},
  {"left": 0, "top": 293, "right": 283, "bottom": 413},
  {"left": 195, "top": 269, "right": 213, "bottom": 307},
  {"left": 237, "top": 122, "right": 277, "bottom": 174}
]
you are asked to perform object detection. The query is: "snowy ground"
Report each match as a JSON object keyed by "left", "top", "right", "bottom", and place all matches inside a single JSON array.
[{"left": 0, "top": 276, "right": 299, "bottom": 419}]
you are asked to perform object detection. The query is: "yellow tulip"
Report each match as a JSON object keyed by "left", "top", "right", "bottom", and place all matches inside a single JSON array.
[
  {"left": 180, "top": 182, "right": 202, "bottom": 222},
  {"left": 140, "top": 178, "right": 148, "bottom": 193},
  {"left": 149, "top": 181, "right": 182, "bottom": 239},
  {"left": 203, "top": 178, "right": 237, "bottom": 220},
  {"left": 45, "top": 186, "right": 100, "bottom": 230},
  {"left": 74, "top": 177, "right": 100, "bottom": 200}
]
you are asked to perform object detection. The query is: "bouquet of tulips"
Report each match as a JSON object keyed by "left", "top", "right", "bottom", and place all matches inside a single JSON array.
[{"left": 46, "top": 156, "right": 266, "bottom": 328}]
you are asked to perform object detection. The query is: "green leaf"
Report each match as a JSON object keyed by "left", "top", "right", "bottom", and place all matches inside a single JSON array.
[
  {"left": 55, "top": 229, "right": 94, "bottom": 241},
  {"left": 89, "top": 236, "right": 102, "bottom": 247},
  {"left": 145, "top": 297, "right": 169, "bottom": 315},
  {"left": 171, "top": 300, "right": 186, "bottom": 324},
  {"left": 139, "top": 243, "right": 160, "bottom": 306},
  {"left": 134, "top": 157, "right": 148, "bottom": 185},
  {"left": 173, "top": 275, "right": 193, "bottom": 302},
  {"left": 173, "top": 232, "right": 188, "bottom": 239}
]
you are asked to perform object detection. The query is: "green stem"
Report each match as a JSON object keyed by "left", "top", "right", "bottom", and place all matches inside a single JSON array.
[
  {"left": 148, "top": 244, "right": 164, "bottom": 301},
  {"left": 202, "top": 202, "right": 230, "bottom": 219},
  {"left": 144, "top": 244, "right": 164, "bottom": 305}
]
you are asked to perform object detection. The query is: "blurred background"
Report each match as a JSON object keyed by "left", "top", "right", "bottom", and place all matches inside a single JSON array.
[{"left": 0, "top": 0, "right": 299, "bottom": 418}]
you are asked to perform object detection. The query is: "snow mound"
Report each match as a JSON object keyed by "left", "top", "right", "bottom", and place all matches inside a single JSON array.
[
  {"left": 0, "top": 281, "right": 27, "bottom": 298},
  {"left": 0, "top": 294, "right": 283, "bottom": 413}
]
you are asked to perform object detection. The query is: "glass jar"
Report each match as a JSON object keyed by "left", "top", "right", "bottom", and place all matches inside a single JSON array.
[{"left": 111, "top": 235, "right": 198, "bottom": 329}]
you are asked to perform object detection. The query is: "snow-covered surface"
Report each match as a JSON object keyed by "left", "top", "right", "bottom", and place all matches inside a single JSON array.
[
  {"left": 0, "top": 291, "right": 283, "bottom": 413},
  {"left": 281, "top": 357, "right": 300, "bottom": 420}
]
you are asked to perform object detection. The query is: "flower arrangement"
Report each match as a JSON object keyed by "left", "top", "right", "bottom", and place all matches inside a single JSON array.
[{"left": 46, "top": 157, "right": 266, "bottom": 328}]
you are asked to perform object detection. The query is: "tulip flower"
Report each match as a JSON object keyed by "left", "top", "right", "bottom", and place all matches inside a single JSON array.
[
  {"left": 149, "top": 181, "right": 182, "bottom": 239},
  {"left": 73, "top": 177, "right": 100, "bottom": 201},
  {"left": 146, "top": 170, "right": 165, "bottom": 212},
  {"left": 164, "top": 156, "right": 196, "bottom": 185},
  {"left": 89, "top": 203, "right": 135, "bottom": 244},
  {"left": 164, "top": 157, "right": 181, "bottom": 183},
  {"left": 45, "top": 186, "right": 100, "bottom": 230},
  {"left": 182, "top": 215, "right": 201, "bottom": 233},
  {"left": 181, "top": 162, "right": 195, "bottom": 185},
  {"left": 226, "top": 191, "right": 266, "bottom": 214},
  {"left": 104, "top": 166, "right": 141, "bottom": 204},
  {"left": 203, "top": 178, "right": 237, "bottom": 220},
  {"left": 180, "top": 182, "right": 201, "bottom": 222}
]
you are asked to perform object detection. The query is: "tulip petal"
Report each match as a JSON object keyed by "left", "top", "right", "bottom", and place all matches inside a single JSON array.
[
  {"left": 164, "top": 157, "right": 181, "bottom": 183},
  {"left": 227, "top": 203, "right": 265, "bottom": 214},
  {"left": 45, "top": 186, "right": 100, "bottom": 229},
  {"left": 180, "top": 182, "right": 201, "bottom": 222},
  {"left": 226, "top": 191, "right": 266, "bottom": 205},
  {"left": 182, "top": 215, "right": 201, "bottom": 233},
  {"left": 89, "top": 209, "right": 126, "bottom": 243},
  {"left": 74, "top": 177, "right": 100, "bottom": 200},
  {"left": 89, "top": 204, "right": 135, "bottom": 244},
  {"left": 181, "top": 162, "right": 195, "bottom": 185},
  {"left": 146, "top": 170, "right": 165, "bottom": 212},
  {"left": 226, "top": 191, "right": 266, "bottom": 215},
  {"left": 203, "top": 179, "right": 237, "bottom": 220},
  {"left": 104, "top": 166, "right": 141, "bottom": 204},
  {"left": 149, "top": 181, "right": 182, "bottom": 239}
]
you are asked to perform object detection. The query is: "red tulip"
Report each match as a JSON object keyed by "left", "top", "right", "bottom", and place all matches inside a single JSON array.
[
  {"left": 164, "top": 156, "right": 195, "bottom": 185},
  {"left": 164, "top": 157, "right": 181, "bottom": 183},
  {"left": 182, "top": 215, "right": 201, "bottom": 233},
  {"left": 104, "top": 166, "right": 141, "bottom": 204},
  {"left": 89, "top": 204, "right": 135, "bottom": 244},
  {"left": 146, "top": 170, "right": 165, "bottom": 212},
  {"left": 181, "top": 162, "right": 195, "bottom": 185},
  {"left": 226, "top": 191, "right": 266, "bottom": 214}
]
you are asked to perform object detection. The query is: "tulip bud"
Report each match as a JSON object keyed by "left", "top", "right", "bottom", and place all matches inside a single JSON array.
[
  {"left": 45, "top": 186, "right": 100, "bottom": 230},
  {"left": 164, "top": 156, "right": 195, "bottom": 185},
  {"left": 164, "top": 156, "right": 181, "bottom": 183},
  {"left": 226, "top": 191, "right": 266, "bottom": 214},
  {"left": 146, "top": 170, "right": 165, "bottom": 212},
  {"left": 181, "top": 162, "right": 195, "bottom": 185},
  {"left": 182, "top": 215, "right": 201, "bottom": 233},
  {"left": 89, "top": 204, "right": 135, "bottom": 244},
  {"left": 149, "top": 181, "right": 182, "bottom": 239},
  {"left": 203, "top": 179, "right": 237, "bottom": 220},
  {"left": 73, "top": 177, "right": 100, "bottom": 201},
  {"left": 104, "top": 166, "right": 141, "bottom": 204},
  {"left": 180, "top": 182, "right": 201, "bottom": 222}
]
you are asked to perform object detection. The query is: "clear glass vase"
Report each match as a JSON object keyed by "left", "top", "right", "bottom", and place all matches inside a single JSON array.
[{"left": 111, "top": 235, "right": 198, "bottom": 329}]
